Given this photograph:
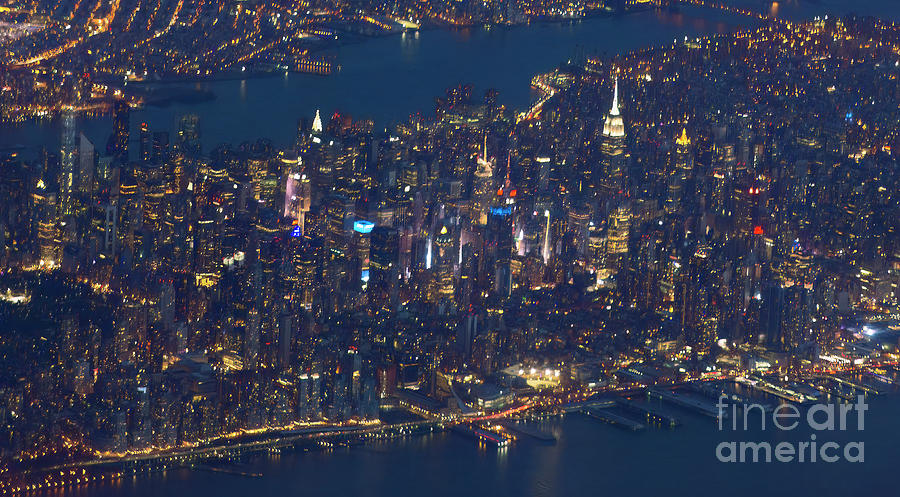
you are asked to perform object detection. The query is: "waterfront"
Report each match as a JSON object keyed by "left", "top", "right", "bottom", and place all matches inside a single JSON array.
[
  {"left": 0, "top": 7, "right": 746, "bottom": 152},
  {"left": 37, "top": 388, "right": 900, "bottom": 497},
  {"left": 0, "top": 0, "right": 867, "bottom": 153},
  {"left": 3, "top": 2, "right": 899, "bottom": 153},
  {"left": 4, "top": 1, "right": 900, "bottom": 495}
]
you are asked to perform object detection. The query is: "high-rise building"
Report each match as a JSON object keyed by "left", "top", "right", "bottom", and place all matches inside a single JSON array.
[
  {"left": 59, "top": 109, "right": 77, "bottom": 218},
  {"left": 112, "top": 99, "right": 130, "bottom": 161},
  {"left": 33, "top": 179, "right": 59, "bottom": 266},
  {"left": 472, "top": 137, "right": 495, "bottom": 226},
  {"left": 78, "top": 133, "right": 95, "bottom": 197},
  {"left": 605, "top": 202, "right": 631, "bottom": 275},
  {"left": 600, "top": 77, "right": 627, "bottom": 198},
  {"left": 433, "top": 224, "right": 456, "bottom": 311}
]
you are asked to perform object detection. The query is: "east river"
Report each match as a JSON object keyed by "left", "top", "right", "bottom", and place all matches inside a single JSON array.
[
  {"left": 9, "top": 0, "right": 900, "bottom": 495},
  {"left": 4, "top": 0, "right": 900, "bottom": 153}
]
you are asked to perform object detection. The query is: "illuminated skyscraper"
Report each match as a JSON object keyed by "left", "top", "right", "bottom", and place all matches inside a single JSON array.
[
  {"left": 370, "top": 226, "right": 399, "bottom": 309},
  {"left": 666, "top": 127, "right": 692, "bottom": 215},
  {"left": 112, "top": 99, "right": 130, "bottom": 161},
  {"left": 433, "top": 224, "right": 456, "bottom": 311},
  {"left": 312, "top": 109, "right": 324, "bottom": 135},
  {"left": 177, "top": 114, "right": 201, "bottom": 155},
  {"left": 600, "top": 77, "right": 627, "bottom": 197},
  {"left": 33, "top": 179, "right": 59, "bottom": 266},
  {"left": 605, "top": 202, "right": 631, "bottom": 274},
  {"left": 352, "top": 220, "right": 375, "bottom": 285},
  {"left": 59, "top": 109, "right": 77, "bottom": 218},
  {"left": 675, "top": 127, "right": 693, "bottom": 180},
  {"left": 78, "top": 133, "right": 95, "bottom": 197},
  {"left": 472, "top": 137, "right": 495, "bottom": 226}
]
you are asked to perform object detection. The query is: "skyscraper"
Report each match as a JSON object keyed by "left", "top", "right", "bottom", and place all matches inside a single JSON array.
[
  {"left": 600, "top": 77, "right": 627, "bottom": 198},
  {"left": 112, "top": 99, "right": 130, "bottom": 161},
  {"left": 78, "top": 133, "right": 95, "bottom": 197},
  {"left": 472, "top": 137, "right": 495, "bottom": 226},
  {"left": 59, "top": 109, "right": 77, "bottom": 218}
]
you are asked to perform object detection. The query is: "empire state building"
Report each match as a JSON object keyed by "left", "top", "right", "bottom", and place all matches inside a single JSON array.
[{"left": 600, "top": 77, "right": 628, "bottom": 198}]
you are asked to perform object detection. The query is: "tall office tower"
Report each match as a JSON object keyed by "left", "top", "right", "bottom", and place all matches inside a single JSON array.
[
  {"left": 780, "top": 285, "right": 811, "bottom": 366},
  {"left": 33, "top": 179, "right": 59, "bottom": 266},
  {"left": 665, "top": 127, "right": 693, "bottom": 215},
  {"left": 323, "top": 195, "right": 352, "bottom": 301},
  {"left": 59, "top": 109, "right": 77, "bottom": 218},
  {"left": 680, "top": 245, "right": 716, "bottom": 357},
  {"left": 600, "top": 77, "right": 627, "bottom": 198},
  {"left": 665, "top": 173, "right": 683, "bottom": 216},
  {"left": 605, "top": 202, "right": 631, "bottom": 272},
  {"left": 433, "top": 224, "right": 456, "bottom": 312},
  {"left": 370, "top": 226, "right": 399, "bottom": 309},
  {"left": 674, "top": 128, "right": 693, "bottom": 180},
  {"left": 294, "top": 241, "right": 319, "bottom": 310},
  {"left": 487, "top": 208, "right": 514, "bottom": 298},
  {"left": 139, "top": 122, "right": 152, "bottom": 162},
  {"left": 470, "top": 134, "right": 493, "bottom": 220},
  {"left": 78, "top": 133, "right": 95, "bottom": 197},
  {"left": 567, "top": 203, "right": 591, "bottom": 256},
  {"left": 177, "top": 114, "right": 201, "bottom": 155},
  {"left": 112, "top": 99, "right": 130, "bottom": 161},
  {"left": 352, "top": 220, "right": 374, "bottom": 285},
  {"left": 732, "top": 180, "right": 760, "bottom": 236}
]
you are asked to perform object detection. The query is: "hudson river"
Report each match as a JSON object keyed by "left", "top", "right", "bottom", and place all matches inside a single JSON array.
[
  {"left": 45, "top": 391, "right": 900, "bottom": 497},
  {"left": 4, "top": 0, "right": 899, "bottom": 152}
]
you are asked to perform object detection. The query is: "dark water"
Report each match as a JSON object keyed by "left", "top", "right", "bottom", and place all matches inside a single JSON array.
[
  {"left": 3, "top": 1, "right": 899, "bottom": 153},
  {"left": 9, "top": 0, "right": 897, "bottom": 153},
  {"left": 1, "top": 6, "right": 748, "bottom": 153},
  {"left": 48, "top": 390, "right": 900, "bottom": 497}
]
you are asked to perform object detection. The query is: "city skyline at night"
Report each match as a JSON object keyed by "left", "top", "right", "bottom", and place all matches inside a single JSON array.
[{"left": 1, "top": 0, "right": 900, "bottom": 495}]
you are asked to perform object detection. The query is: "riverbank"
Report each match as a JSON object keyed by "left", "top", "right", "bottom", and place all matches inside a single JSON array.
[{"left": 0, "top": 5, "right": 765, "bottom": 153}]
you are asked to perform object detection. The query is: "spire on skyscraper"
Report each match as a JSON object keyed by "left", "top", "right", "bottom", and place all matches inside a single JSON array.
[
  {"left": 602, "top": 78, "right": 626, "bottom": 139},
  {"left": 677, "top": 127, "right": 691, "bottom": 146},
  {"left": 610, "top": 76, "right": 620, "bottom": 117},
  {"left": 312, "top": 109, "right": 323, "bottom": 134}
]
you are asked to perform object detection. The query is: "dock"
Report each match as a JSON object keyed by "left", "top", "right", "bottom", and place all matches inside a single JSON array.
[
  {"left": 451, "top": 425, "right": 511, "bottom": 447},
  {"left": 648, "top": 388, "right": 724, "bottom": 419},
  {"left": 615, "top": 398, "right": 679, "bottom": 427},
  {"left": 500, "top": 421, "right": 557, "bottom": 442},
  {"left": 811, "top": 382, "right": 855, "bottom": 401},
  {"left": 583, "top": 408, "right": 645, "bottom": 431},
  {"left": 734, "top": 377, "right": 812, "bottom": 404},
  {"left": 829, "top": 376, "right": 883, "bottom": 395},
  {"left": 863, "top": 371, "right": 900, "bottom": 387}
]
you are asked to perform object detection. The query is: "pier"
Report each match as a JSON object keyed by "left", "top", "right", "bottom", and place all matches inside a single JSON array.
[
  {"left": 583, "top": 408, "right": 645, "bottom": 431},
  {"left": 648, "top": 388, "right": 724, "bottom": 419},
  {"left": 811, "top": 382, "right": 855, "bottom": 401},
  {"left": 500, "top": 421, "right": 557, "bottom": 442},
  {"left": 734, "top": 377, "right": 812, "bottom": 404},
  {"left": 451, "top": 425, "right": 511, "bottom": 447},
  {"left": 819, "top": 376, "right": 882, "bottom": 396},
  {"left": 864, "top": 370, "right": 900, "bottom": 387},
  {"left": 615, "top": 398, "right": 679, "bottom": 427}
]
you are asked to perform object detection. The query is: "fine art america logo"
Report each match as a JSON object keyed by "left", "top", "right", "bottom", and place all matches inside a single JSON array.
[{"left": 715, "top": 395, "right": 867, "bottom": 463}]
